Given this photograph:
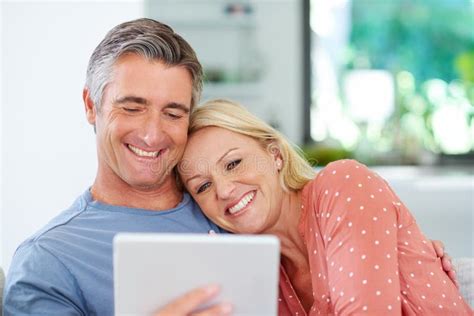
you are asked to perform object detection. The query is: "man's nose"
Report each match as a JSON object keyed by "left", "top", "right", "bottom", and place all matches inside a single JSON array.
[{"left": 142, "top": 114, "right": 165, "bottom": 147}]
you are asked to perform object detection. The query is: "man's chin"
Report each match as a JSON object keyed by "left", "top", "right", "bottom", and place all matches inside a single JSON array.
[{"left": 124, "top": 174, "right": 174, "bottom": 191}]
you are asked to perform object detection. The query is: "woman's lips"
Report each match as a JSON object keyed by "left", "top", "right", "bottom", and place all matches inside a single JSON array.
[{"left": 227, "top": 191, "right": 256, "bottom": 216}]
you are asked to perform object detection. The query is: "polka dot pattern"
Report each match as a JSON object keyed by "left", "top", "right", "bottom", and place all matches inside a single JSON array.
[{"left": 278, "top": 160, "right": 472, "bottom": 315}]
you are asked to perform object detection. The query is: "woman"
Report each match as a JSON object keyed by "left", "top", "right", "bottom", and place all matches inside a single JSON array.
[{"left": 178, "top": 99, "right": 471, "bottom": 315}]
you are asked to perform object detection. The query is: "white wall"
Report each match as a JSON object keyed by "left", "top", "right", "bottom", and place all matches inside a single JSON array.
[
  {"left": 0, "top": 0, "right": 4, "bottom": 267},
  {"left": 1, "top": 0, "right": 144, "bottom": 272}
]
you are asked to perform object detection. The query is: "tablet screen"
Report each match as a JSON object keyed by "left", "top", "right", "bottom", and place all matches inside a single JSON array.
[{"left": 114, "top": 233, "right": 280, "bottom": 316}]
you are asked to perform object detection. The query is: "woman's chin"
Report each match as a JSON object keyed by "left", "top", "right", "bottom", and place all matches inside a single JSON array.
[{"left": 226, "top": 224, "right": 263, "bottom": 235}]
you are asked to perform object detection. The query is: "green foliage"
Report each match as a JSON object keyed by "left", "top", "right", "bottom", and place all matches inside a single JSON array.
[
  {"left": 301, "top": 144, "right": 353, "bottom": 167},
  {"left": 347, "top": 0, "right": 474, "bottom": 84},
  {"left": 339, "top": 0, "right": 474, "bottom": 159},
  {"left": 456, "top": 51, "right": 474, "bottom": 83}
]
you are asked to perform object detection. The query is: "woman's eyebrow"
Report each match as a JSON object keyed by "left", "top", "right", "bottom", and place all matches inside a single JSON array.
[
  {"left": 217, "top": 148, "right": 239, "bottom": 164},
  {"left": 185, "top": 174, "right": 201, "bottom": 186},
  {"left": 184, "top": 148, "right": 239, "bottom": 185}
]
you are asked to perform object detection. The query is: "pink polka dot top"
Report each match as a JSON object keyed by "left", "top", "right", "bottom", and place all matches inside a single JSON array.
[{"left": 278, "top": 159, "right": 472, "bottom": 315}]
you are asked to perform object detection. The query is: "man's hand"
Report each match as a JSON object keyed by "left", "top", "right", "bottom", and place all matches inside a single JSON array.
[
  {"left": 154, "top": 284, "right": 233, "bottom": 316},
  {"left": 431, "top": 239, "right": 459, "bottom": 288}
]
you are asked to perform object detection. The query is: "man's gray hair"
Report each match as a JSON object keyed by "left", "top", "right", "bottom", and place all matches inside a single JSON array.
[{"left": 85, "top": 18, "right": 203, "bottom": 110}]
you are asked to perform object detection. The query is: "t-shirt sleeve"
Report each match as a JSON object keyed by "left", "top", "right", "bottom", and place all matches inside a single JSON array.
[{"left": 3, "top": 241, "right": 86, "bottom": 316}]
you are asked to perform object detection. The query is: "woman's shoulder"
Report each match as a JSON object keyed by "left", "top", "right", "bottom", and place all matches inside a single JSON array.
[
  {"left": 312, "top": 158, "right": 372, "bottom": 181},
  {"left": 323, "top": 159, "right": 370, "bottom": 174},
  {"left": 304, "top": 159, "right": 378, "bottom": 196}
]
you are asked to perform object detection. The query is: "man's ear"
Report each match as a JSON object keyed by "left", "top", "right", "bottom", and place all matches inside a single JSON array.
[{"left": 83, "top": 88, "right": 97, "bottom": 126}]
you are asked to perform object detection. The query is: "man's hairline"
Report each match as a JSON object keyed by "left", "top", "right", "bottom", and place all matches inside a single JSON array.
[{"left": 92, "top": 52, "right": 196, "bottom": 111}]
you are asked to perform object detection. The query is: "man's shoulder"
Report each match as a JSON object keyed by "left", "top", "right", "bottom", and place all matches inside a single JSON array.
[
  {"left": 4, "top": 190, "right": 111, "bottom": 315},
  {"left": 4, "top": 231, "right": 88, "bottom": 316},
  {"left": 27, "top": 191, "right": 89, "bottom": 241}
]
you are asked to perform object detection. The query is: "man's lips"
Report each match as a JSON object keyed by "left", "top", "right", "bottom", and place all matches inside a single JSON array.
[
  {"left": 226, "top": 191, "right": 256, "bottom": 215},
  {"left": 127, "top": 144, "right": 164, "bottom": 159}
]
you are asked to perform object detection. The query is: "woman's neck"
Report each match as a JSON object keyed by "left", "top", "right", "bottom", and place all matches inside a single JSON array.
[
  {"left": 263, "top": 189, "right": 307, "bottom": 265},
  {"left": 264, "top": 189, "right": 313, "bottom": 311}
]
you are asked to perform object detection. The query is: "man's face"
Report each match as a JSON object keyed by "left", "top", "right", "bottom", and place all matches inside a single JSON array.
[{"left": 86, "top": 54, "right": 193, "bottom": 191}]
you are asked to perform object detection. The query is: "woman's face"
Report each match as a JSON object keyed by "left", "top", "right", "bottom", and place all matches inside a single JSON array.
[{"left": 179, "top": 127, "right": 285, "bottom": 234}]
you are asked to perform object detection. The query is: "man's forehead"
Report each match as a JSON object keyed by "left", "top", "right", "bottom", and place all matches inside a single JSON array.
[
  {"left": 112, "top": 53, "right": 191, "bottom": 76},
  {"left": 106, "top": 55, "right": 193, "bottom": 102}
]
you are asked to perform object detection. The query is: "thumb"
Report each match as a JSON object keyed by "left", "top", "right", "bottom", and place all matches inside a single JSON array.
[{"left": 154, "top": 284, "right": 220, "bottom": 316}]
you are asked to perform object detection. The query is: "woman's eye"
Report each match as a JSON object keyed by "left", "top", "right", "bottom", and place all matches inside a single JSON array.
[
  {"left": 226, "top": 159, "right": 241, "bottom": 171},
  {"left": 197, "top": 182, "right": 211, "bottom": 194}
]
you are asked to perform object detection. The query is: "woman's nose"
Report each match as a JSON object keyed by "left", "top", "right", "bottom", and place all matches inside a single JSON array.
[{"left": 215, "top": 178, "right": 236, "bottom": 200}]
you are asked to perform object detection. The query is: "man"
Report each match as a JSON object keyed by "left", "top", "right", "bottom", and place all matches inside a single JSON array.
[{"left": 3, "top": 18, "right": 231, "bottom": 316}]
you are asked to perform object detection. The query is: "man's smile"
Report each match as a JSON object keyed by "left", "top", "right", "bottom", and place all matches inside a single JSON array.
[{"left": 127, "top": 144, "right": 164, "bottom": 159}]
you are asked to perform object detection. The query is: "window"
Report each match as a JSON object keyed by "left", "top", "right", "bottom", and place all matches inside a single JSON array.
[{"left": 308, "top": 0, "right": 474, "bottom": 165}]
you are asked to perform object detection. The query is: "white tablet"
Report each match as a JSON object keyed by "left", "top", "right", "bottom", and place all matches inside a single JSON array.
[{"left": 113, "top": 233, "right": 280, "bottom": 316}]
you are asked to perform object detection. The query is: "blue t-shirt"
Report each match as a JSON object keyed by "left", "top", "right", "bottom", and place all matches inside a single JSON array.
[{"left": 3, "top": 190, "right": 224, "bottom": 316}]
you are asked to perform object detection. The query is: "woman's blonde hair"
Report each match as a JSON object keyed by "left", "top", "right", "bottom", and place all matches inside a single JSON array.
[{"left": 189, "top": 99, "right": 315, "bottom": 191}]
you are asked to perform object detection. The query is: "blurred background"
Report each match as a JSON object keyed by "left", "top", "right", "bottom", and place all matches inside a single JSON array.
[
  {"left": 1, "top": 0, "right": 473, "bottom": 271},
  {"left": 307, "top": 0, "right": 474, "bottom": 166}
]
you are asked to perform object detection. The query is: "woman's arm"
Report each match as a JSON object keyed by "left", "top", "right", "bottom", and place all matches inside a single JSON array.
[{"left": 313, "top": 160, "right": 470, "bottom": 315}]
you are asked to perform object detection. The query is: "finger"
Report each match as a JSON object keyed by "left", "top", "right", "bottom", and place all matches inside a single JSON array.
[
  {"left": 448, "top": 270, "right": 459, "bottom": 287},
  {"left": 453, "top": 278, "right": 460, "bottom": 289},
  {"left": 155, "top": 284, "right": 220, "bottom": 316},
  {"left": 448, "top": 270, "right": 459, "bottom": 288},
  {"left": 441, "top": 255, "right": 453, "bottom": 272},
  {"left": 191, "top": 302, "right": 233, "bottom": 316},
  {"left": 431, "top": 240, "right": 445, "bottom": 258}
]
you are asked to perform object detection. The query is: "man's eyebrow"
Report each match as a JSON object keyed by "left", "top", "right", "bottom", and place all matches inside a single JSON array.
[
  {"left": 164, "top": 102, "right": 190, "bottom": 114},
  {"left": 114, "top": 95, "right": 149, "bottom": 105},
  {"left": 185, "top": 148, "right": 239, "bottom": 185}
]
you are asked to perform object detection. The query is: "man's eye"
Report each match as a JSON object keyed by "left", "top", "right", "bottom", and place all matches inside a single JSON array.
[
  {"left": 197, "top": 182, "right": 211, "bottom": 194},
  {"left": 166, "top": 112, "right": 183, "bottom": 119},
  {"left": 226, "top": 159, "right": 241, "bottom": 171},
  {"left": 124, "top": 107, "right": 140, "bottom": 113},
  {"left": 168, "top": 113, "right": 181, "bottom": 119}
]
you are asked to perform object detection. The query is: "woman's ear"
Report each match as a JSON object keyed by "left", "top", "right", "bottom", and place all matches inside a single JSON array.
[
  {"left": 276, "top": 158, "right": 283, "bottom": 171},
  {"left": 269, "top": 142, "right": 283, "bottom": 171}
]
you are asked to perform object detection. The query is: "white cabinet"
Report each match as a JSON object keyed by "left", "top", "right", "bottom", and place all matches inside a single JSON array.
[{"left": 146, "top": 0, "right": 304, "bottom": 144}]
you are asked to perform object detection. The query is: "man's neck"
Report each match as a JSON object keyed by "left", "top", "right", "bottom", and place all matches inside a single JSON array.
[{"left": 91, "top": 174, "right": 183, "bottom": 211}]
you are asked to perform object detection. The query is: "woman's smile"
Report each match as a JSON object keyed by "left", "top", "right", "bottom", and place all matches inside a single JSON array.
[{"left": 226, "top": 190, "right": 257, "bottom": 217}]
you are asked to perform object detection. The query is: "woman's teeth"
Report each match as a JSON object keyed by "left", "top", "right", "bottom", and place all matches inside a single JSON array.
[
  {"left": 128, "top": 144, "right": 161, "bottom": 158},
  {"left": 228, "top": 192, "right": 255, "bottom": 214}
]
